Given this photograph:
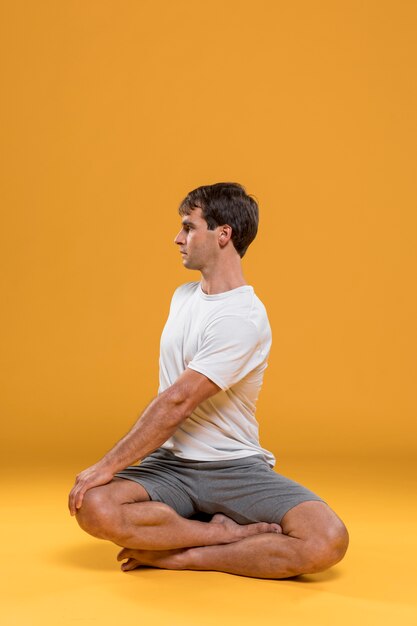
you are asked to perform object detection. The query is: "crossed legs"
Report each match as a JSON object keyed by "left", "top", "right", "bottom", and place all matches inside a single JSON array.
[{"left": 76, "top": 477, "right": 349, "bottom": 579}]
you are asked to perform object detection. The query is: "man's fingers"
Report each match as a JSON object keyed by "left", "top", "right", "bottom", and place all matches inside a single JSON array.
[
  {"left": 75, "top": 487, "right": 86, "bottom": 512},
  {"left": 68, "top": 489, "right": 76, "bottom": 515},
  {"left": 68, "top": 480, "right": 85, "bottom": 515},
  {"left": 69, "top": 489, "right": 79, "bottom": 516},
  {"left": 69, "top": 476, "right": 97, "bottom": 515},
  {"left": 68, "top": 465, "right": 114, "bottom": 516}
]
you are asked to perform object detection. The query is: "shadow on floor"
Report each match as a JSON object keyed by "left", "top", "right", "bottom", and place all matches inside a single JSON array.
[
  {"left": 288, "top": 570, "right": 340, "bottom": 583},
  {"left": 50, "top": 541, "right": 118, "bottom": 571},
  {"left": 50, "top": 541, "right": 339, "bottom": 582}
]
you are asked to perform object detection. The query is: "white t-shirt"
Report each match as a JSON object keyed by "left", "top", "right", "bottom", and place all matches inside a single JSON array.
[{"left": 158, "top": 281, "right": 276, "bottom": 467}]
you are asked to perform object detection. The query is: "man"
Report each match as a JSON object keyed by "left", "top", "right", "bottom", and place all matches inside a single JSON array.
[{"left": 69, "top": 182, "right": 349, "bottom": 579}]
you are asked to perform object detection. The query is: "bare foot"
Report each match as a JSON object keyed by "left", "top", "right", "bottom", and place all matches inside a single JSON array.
[
  {"left": 209, "top": 513, "right": 282, "bottom": 540},
  {"left": 117, "top": 547, "right": 187, "bottom": 571}
]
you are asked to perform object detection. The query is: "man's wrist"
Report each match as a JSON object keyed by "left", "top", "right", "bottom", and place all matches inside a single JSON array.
[{"left": 96, "top": 455, "right": 120, "bottom": 475}]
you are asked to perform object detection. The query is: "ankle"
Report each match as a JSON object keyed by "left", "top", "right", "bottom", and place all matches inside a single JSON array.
[{"left": 181, "top": 546, "right": 202, "bottom": 570}]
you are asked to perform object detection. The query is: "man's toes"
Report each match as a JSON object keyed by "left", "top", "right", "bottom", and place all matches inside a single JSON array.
[
  {"left": 210, "top": 513, "right": 228, "bottom": 524},
  {"left": 121, "top": 558, "right": 140, "bottom": 571},
  {"left": 117, "top": 548, "right": 132, "bottom": 561}
]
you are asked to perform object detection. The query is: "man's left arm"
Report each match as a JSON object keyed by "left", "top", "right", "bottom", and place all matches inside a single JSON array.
[{"left": 68, "top": 368, "right": 220, "bottom": 515}]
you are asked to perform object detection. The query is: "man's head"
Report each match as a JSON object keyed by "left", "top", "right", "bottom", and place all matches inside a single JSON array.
[{"left": 177, "top": 182, "right": 259, "bottom": 259}]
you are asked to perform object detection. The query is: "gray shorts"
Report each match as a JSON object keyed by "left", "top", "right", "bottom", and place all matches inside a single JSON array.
[{"left": 114, "top": 448, "right": 326, "bottom": 525}]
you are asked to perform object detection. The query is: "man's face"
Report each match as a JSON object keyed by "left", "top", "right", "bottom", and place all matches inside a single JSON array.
[{"left": 174, "top": 207, "right": 220, "bottom": 271}]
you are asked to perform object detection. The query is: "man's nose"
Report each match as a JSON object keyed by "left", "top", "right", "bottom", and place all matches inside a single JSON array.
[{"left": 174, "top": 229, "right": 184, "bottom": 245}]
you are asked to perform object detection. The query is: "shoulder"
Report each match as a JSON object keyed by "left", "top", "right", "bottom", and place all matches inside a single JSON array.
[
  {"left": 204, "top": 314, "right": 261, "bottom": 344},
  {"left": 250, "top": 292, "right": 270, "bottom": 325},
  {"left": 210, "top": 291, "right": 272, "bottom": 348},
  {"left": 171, "top": 281, "right": 199, "bottom": 301},
  {"left": 249, "top": 292, "right": 272, "bottom": 344},
  {"left": 218, "top": 288, "right": 270, "bottom": 330}
]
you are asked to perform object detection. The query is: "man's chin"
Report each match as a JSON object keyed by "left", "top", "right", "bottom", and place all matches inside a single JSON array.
[{"left": 182, "top": 258, "right": 198, "bottom": 270}]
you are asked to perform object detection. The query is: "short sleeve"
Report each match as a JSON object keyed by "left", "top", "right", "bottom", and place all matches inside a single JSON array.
[{"left": 187, "top": 316, "right": 263, "bottom": 391}]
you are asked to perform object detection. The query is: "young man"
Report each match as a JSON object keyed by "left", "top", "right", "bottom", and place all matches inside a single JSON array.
[{"left": 68, "top": 182, "right": 349, "bottom": 578}]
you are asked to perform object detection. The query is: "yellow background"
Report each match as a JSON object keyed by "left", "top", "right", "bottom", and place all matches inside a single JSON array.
[
  {"left": 1, "top": 2, "right": 417, "bottom": 625},
  {"left": 1, "top": 0, "right": 415, "bottom": 467}
]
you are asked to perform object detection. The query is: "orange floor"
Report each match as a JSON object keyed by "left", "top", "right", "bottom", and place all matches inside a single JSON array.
[{"left": 2, "top": 456, "right": 416, "bottom": 626}]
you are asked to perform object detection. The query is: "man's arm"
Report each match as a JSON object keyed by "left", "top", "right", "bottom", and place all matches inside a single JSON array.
[{"left": 68, "top": 368, "right": 220, "bottom": 515}]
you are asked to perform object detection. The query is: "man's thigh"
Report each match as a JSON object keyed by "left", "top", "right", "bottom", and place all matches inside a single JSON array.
[
  {"left": 280, "top": 500, "right": 346, "bottom": 539},
  {"left": 112, "top": 451, "right": 326, "bottom": 526},
  {"left": 114, "top": 455, "right": 197, "bottom": 519},
  {"left": 85, "top": 477, "right": 151, "bottom": 507},
  {"left": 197, "top": 456, "right": 326, "bottom": 525}
]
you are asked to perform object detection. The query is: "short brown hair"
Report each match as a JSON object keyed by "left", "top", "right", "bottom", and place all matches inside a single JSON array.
[{"left": 178, "top": 182, "right": 259, "bottom": 258}]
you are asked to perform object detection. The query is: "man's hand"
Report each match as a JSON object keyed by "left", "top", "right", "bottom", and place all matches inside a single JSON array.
[{"left": 68, "top": 462, "right": 114, "bottom": 516}]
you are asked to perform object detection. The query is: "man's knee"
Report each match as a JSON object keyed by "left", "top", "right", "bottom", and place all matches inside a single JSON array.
[
  {"left": 76, "top": 487, "right": 119, "bottom": 540},
  {"left": 76, "top": 486, "right": 178, "bottom": 543},
  {"left": 279, "top": 501, "right": 349, "bottom": 576},
  {"left": 302, "top": 519, "right": 349, "bottom": 574}
]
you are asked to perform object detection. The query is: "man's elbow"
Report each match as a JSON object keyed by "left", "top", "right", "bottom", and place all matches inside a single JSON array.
[{"left": 160, "top": 388, "right": 194, "bottom": 428}]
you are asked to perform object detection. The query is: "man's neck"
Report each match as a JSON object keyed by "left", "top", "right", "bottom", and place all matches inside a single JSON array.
[{"left": 199, "top": 266, "right": 248, "bottom": 295}]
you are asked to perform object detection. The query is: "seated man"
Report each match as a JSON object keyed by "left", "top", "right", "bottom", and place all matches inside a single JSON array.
[{"left": 68, "top": 182, "right": 349, "bottom": 578}]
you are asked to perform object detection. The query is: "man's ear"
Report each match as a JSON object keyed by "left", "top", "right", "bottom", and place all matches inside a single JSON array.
[{"left": 218, "top": 224, "right": 232, "bottom": 247}]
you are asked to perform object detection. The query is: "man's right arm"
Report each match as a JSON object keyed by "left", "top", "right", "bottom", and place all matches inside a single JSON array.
[{"left": 68, "top": 367, "right": 220, "bottom": 515}]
